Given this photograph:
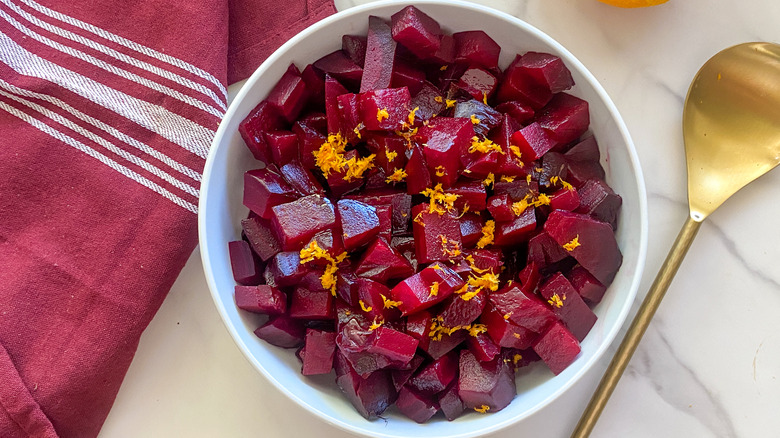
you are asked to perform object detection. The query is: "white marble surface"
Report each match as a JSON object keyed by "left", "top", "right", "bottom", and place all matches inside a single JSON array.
[{"left": 98, "top": 0, "right": 780, "bottom": 437}]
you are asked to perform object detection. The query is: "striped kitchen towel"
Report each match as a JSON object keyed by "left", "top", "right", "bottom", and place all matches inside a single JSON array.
[{"left": 0, "top": 0, "right": 335, "bottom": 436}]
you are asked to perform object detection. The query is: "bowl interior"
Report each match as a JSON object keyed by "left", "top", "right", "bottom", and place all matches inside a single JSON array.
[{"left": 199, "top": 1, "right": 648, "bottom": 437}]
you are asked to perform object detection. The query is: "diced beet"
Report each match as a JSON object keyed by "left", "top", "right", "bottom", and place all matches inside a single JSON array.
[
  {"left": 410, "top": 82, "right": 446, "bottom": 121},
  {"left": 355, "top": 237, "right": 415, "bottom": 282},
  {"left": 532, "top": 321, "right": 581, "bottom": 375},
  {"left": 566, "top": 265, "right": 607, "bottom": 305},
  {"left": 301, "top": 64, "right": 325, "bottom": 107},
  {"left": 361, "top": 16, "right": 397, "bottom": 93},
  {"left": 265, "top": 251, "right": 307, "bottom": 287},
  {"left": 460, "top": 213, "right": 484, "bottom": 248},
  {"left": 550, "top": 187, "right": 581, "bottom": 211},
  {"left": 375, "top": 204, "right": 393, "bottom": 242},
  {"left": 336, "top": 319, "right": 385, "bottom": 377},
  {"left": 429, "top": 33, "right": 455, "bottom": 65},
  {"left": 280, "top": 160, "right": 325, "bottom": 196},
  {"left": 290, "top": 287, "right": 335, "bottom": 320},
  {"left": 336, "top": 268, "right": 360, "bottom": 307},
  {"left": 390, "top": 5, "right": 442, "bottom": 59},
  {"left": 538, "top": 151, "right": 568, "bottom": 188},
  {"left": 342, "top": 34, "right": 368, "bottom": 67},
  {"left": 517, "top": 261, "right": 541, "bottom": 295},
  {"left": 454, "top": 68, "right": 498, "bottom": 102},
  {"left": 238, "top": 100, "right": 283, "bottom": 162},
  {"left": 481, "top": 302, "right": 539, "bottom": 349},
  {"left": 539, "top": 273, "right": 597, "bottom": 341},
  {"left": 487, "top": 194, "right": 514, "bottom": 222},
  {"left": 516, "top": 52, "right": 574, "bottom": 94},
  {"left": 241, "top": 216, "right": 282, "bottom": 262},
  {"left": 453, "top": 31, "right": 500, "bottom": 70},
  {"left": 396, "top": 386, "right": 439, "bottom": 423},
  {"left": 411, "top": 205, "right": 463, "bottom": 263},
  {"left": 407, "top": 351, "right": 458, "bottom": 396},
  {"left": 510, "top": 122, "right": 556, "bottom": 162},
  {"left": 229, "top": 240, "right": 262, "bottom": 284},
  {"left": 264, "top": 130, "right": 299, "bottom": 166},
  {"left": 453, "top": 99, "right": 501, "bottom": 138},
  {"left": 457, "top": 350, "right": 516, "bottom": 412},
  {"left": 325, "top": 75, "right": 350, "bottom": 134},
  {"left": 391, "top": 355, "right": 425, "bottom": 391},
  {"left": 391, "top": 237, "right": 417, "bottom": 270},
  {"left": 469, "top": 249, "right": 504, "bottom": 273},
  {"left": 425, "top": 330, "right": 468, "bottom": 360},
  {"left": 494, "top": 207, "right": 537, "bottom": 246},
  {"left": 575, "top": 179, "right": 622, "bottom": 229},
  {"left": 243, "top": 167, "right": 298, "bottom": 219},
  {"left": 496, "top": 54, "right": 553, "bottom": 109},
  {"left": 235, "top": 285, "right": 286, "bottom": 315},
  {"left": 544, "top": 210, "right": 622, "bottom": 285},
  {"left": 536, "top": 92, "right": 589, "bottom": 146},
  {"left": 439, "top": 291, "right": 486, "bottom": 328},
  {"left": 335, "top": 358, "right": 396, "bottom": 419},
  {"left": 390, "top": 263, "right": 465, "bottom": 315},
  {"left": 366, "top": 133, "right": 407, "bottom": 174},
  {"left": 359, "top": 87, "right": 411, "bottom": 131},
  {"left": 300, "top": 329, "right": 337, "bottom": 375},
  {"left": 404, "top": 144, "right": 432, "bottom": 194},
  {"left": 313, "top": 50, "right": 363, "bottom": 89},
  {"left": 337, "top": 199, "right": 380, "bottom": 252},
  {"left": 335, "top": 93, "right": 362, "bottom": 144},
  {"left": 266, "top": 64, "right": 309, "bottom": 123},
  {"left": 466, "top": 332, "right": 501, "bottom": 362},
  {"left": 490, "top": 115, "right": 528, "bottom": 177},
  {"left": 564, "top": 136, "right": 606, "bottom": 187},
  {"left": 418, "top": 117, "right": 476, "bottom": 172},
  {"left": 269, "top": 195, "right": 336, "bottom": 251},
  {"left": 344, "top": 189, "right": 412, "bottom": 235},
  {"left": 527, "top": 231, "right": 569, "bottom": 270},
  {"left": 365, "top": 326, "right": 418, "bottom": 366},
  {"left": 293, "top": 120, "right": 327, "bottom": 169},
  {"left": 438, "top": 381, "right": 466, "bottom": 421},
  {"left": 303, "top": 229, "right": 345, "bottom": 266},
  {"left": 356, "top": 278, "right": 399, "bottom": 322},
  {"left": 405, "top": 310, "right": 432, "bottom": 343},
  {"left": 324, "top": 150, "right": 365, "bottom": 198},
  {"left": 496, "top": 101, "right": 535, "bottom": 124},
  {"left": 254, "top": 315, "right": 305, "bottom": 348},
  {"left": 391, "top": 61, "right": 426, "bottom": 96},
  {"left": 489, "top": 284, "right": 558, "bottom": 333}
]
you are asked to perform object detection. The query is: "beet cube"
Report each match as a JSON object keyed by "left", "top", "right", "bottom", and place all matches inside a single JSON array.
[
  {"left": 391, "top": 355, "right": 425, "bottom": 391},
  {"left": 455, "top": 68, "right": 498, "bottom": 102},
  {"left": 449, "top": 178, "right": 491, "bottom": 212},
  {"left": 566, "top": 265, "right": 607, "bottom": 305},
  {"left": 358, "top": 87, "right": 411, "bottom": 131},
  {"left": 336, "top": 269, "right": 360, "bottom": 307},
  {"left": 289, "top": 287, "right": 335, "bottom": 320},
  {"left": 391, "top": 61, "right": 426, "bottom": 96},
  {"left": 313, "top": 50, "right": 363, "bottom": 89},
  {"left": 453, "top": 31, "right": 500, "bottom": 70},
  {"left": 575, "top": 179, "right": 622, "bottom": 229},
  {"left": 238, "top": 101, "right": 283, "bottom": 162},
  {"left": 335, "top": 93, "right": 362, "bottom": 144},
  {"left": 390, "top": 263, "right": 465, "bottom": 315},
  {"left": 481, "top": 302, "right": 539, "bottom": 349},
  {"left": 517, "top": 261, "right": 542, "bottom": 295},
  {"left": 366, "top": 133, "right": 407, "bottom": 174},
  {"left": 457, "top": 350, "right": 516, "bottom": 412},
  {"left": 269, "top": 195, "right": 336, "bottom": 251},
  {"left": 510, "top": 122, "right": 556, "bottom": 162},
  {"left": 527, "top": 231, "right": 570, "bottom": 270},
  {"left": 493, "top": 178, "right": 536, "bottom": 202},
  {"left": 390, "top": 5, "right": 442, "bottom": 59},
  {"left": 235, "top": 285, "right": 286, "bottom": 315},
  {"left": 536, "top": 92, "right": 590, "bottom": 146},
  {"left": 407, "top": 351, "right": 458, "bottom": 396},
  {"left": 489, "top": 284, "right": 558, "bottom": 333},
  {"left": 496, "top": 101, "right": 535, "bottom": 124},
  {"left": 438, "top": 291, "right": 486, "bottom": 328},
  {"left": 418, "top": 117, "right": 476, "bottom": 171},
  {"left": 532, "top": 321, "right": 581, "bottom": 375},
  {"left": 263, "top": 130, "right": 299, "bottom": 166},
  {"left": 325, "top": 75, "right": 350, "bottom": 134},
  {"left": 335, "top": 357, "right": 396, "bottom": 419},
  {"left": 410, "top": 82, "right": 446, "bottom": 121},
  {"left": 344, "top": 189, "right": 412, "bottom": 235},
  {"left": 229, "top": 240, "right": 262, "bottom": 285},
  {"left": 487, "top": 194, "right": 514, "bottom": 222},
  {"left": 564, "top": 136, "right": 606, "bottom": 187},
  {"left": 494, "top": 207, "right": 537, "bottom": 247},
  {"left": 404, "top": 144, "right": 433, "bottom": 194},
  {"left": 265, "top": 251, "right": 306, "bottom": 287},
  {"left": 411, "top": 205, "right": 463, "bottom": 263},
  {"left": 515, "top": 52, "right": 574, "bottom": 94},
  {"left": 453, "top": 99, "right": 501, "bottom": 139},
  {"left": 429, "top": 33, "right": 455, "bottom": 65},
  {"left": 243, "top": 167, "right": 298, "bottom": 219},
  {"left": 466, "top": 332, "right": 501, "bottom": 362},
  {"left": 425, "top": 330, "right": 468, "bottom": 360},
  {"left": 241, "top": 216, "right": 281, "bottom": 262},
  {"left": 342, "top": 34, "right": 367, "bottom": 67},
  {"left": 266, "top": 64, "right": 309, "bottom": 123},
  {"left": 361, "top": 16, "right": 397, "bottom": 92},
  {"left": 438, "top": 381, "right": 466, "bottom": 421},
  {"left": 550, "top": 187, "right": 581, "bottom": 211},
  {"left": 355, "top": 278, "right": 399, "bottom": 322},
  {"left": 460, "top": 213, "right": 484, "bottom": 248},
  {"left": 337, "top": 199, "right": 380, "bottom": 252},
  {"left": 469, "top": 249, "right": 504, "bottom": 273},
  {"left": 301, "top": 64, "right": 325, "bottom": 107},
  {"left": 280, "top": 160, "right": 325, "bottom": 196},
  {"left": 539, "top": 273, "right": 597, "bottom": 341},
  {"left": 300, "top": 329, "right": 337, "bottom": 376},
  {"left": 375, "top": 204, "right": 393, "bottom": 242},
  {"left": 355, "top": 237, "right": 414, "bottom": 283},
  {"left": 496, "top": 54, "right": 553, "bottom": 109},
  {"left": 544, "top": 210, "right": 622, "bottom": 285},
  {"left": 491, "top": 115, "right": 528, "bottom": 177},
  {"left": 254, "top": 315, "right": 305, "bottom": 348},
  {"left": 365, "top": 326, "right": 419, "bottom": 366},
  {"left": 396, "top": 386, "right": 439, "bottom": 423},
  {"left": 405, "top": 310, "right": 432, "bottom": 345}
]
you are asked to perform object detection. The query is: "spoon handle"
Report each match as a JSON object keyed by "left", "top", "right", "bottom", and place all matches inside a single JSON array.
[{"left": 571, "top": 215, "right": 702, "bottom": 438}]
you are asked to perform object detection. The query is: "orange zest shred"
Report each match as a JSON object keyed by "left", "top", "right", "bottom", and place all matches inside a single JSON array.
[
  {"left": 435, "top": 165, "right": 446, "bottom": 177},
  {"left": 476, "top": 220, "right": 495, "bottom": 249},
  {"left": 509, "top": 145, "right": 523, "bottom": 160},
  {"left": 368, "top": 316, "right": 385, "bottom": 331},
  {"left": 500, "top": 175, "right": 516, "bottom": 183},
  {"left": 468, "top": 324, "right": 488, "bottom": 337},
  {"left": 474, "top": 405, "right": 490, "bottom": 414},
  {"left": 432, "top": 264, "right": 442, "bottom": 270},
  {"left": 482, "top": 172, "right": 495, "bottom": 188},
  {"left": 440, "top": 65, "right": 448, "bottom": 71},
  {"left": 563, "top": 235, "right": 581, "bottom": 251},
  {"left": 342, "top": 154, "right": 376, "bottom": 182},
  {"left": 526, "top": 174, "right": 532, "bottom": 184},
  {"left": 445, "top": 99, "right": 456, "bottom": 108},
  {"left": 429, "top": 281, "right": 440, "bottom": 297},
  {"left": 513, "top": 333, "right": 522, "bottom": 339},
  {"left": 548, "top": 293, "right": 565, "bottom": 308},
  {"left": 386, "top": 168, "right": 408, "bottom": 183},
  {"left": 381, "top": 294, "right": 403, "bottom": 309},
  {"left": 413, "top": 211, "right": 426, "bottom": 227},
  {"left": 513, "top": 353, "right": 523, "bottom": 365},
  {"left": 482, "top": 92, "right": 488, "bottom": 105},
  {"left": 420, "top": 183, "right": 460, "bottom": 215},
  {"left": 468, "top": 136, "right": 503, "bottom": 154},
  {"left": 513, "top": 192, "right": 552, "bottom": 215},
  {"left": 353, "top": 122, "right": 364, "bottom": 139},
  {"left": 503, "top": 312, "right": 512, "bottom": 320},
  {"left": 458, "top": 203, "right": 471, "bottom": 218},
  {"left": 299, "top": 241, "right": 347, "bottom": 296},
  {"left": 359, "top": 300, "right": 373, "bottom": 313},
  {"left": 464, "top": 254, "right": 489, "bottom": 274},
  {"left": 408, "top": 106, "right": 419, "bottom": 126},
  {"left": 314, "top": 133, "right": 348, "bottom": 177},
  {"left": 467, "top": 271, "right": 500, "bottom": 293},
  {"left": 377, "top": 108, "right": 390, "bottom": 122},
  {"left": 470, "top": 114, "right": 481, "bottom": 124},
  {"left": 434, "top": 95, "right": 444, "bottom": 103},
  {"left": 550, "top": 175, "right": 574, "bottom": 191},
  {"left": 385, "top": 148, "right": 398, "bottom": 162},
  {"left": 438, "top": 234, "right": 462, "bottom": 258}
]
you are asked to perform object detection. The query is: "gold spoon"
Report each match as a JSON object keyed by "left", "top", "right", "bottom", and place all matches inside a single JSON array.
[{"left": 572, "top": 42, "right": 780, "bottom": 437}]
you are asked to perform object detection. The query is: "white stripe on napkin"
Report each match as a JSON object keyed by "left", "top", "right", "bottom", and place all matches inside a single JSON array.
[
  {"left": 1, "top": 0, "right": 226, "bottom": 111},
  {"left": 0, "top": 30, "right": 213, "bottom": 159},
  {"left": 15, "top": 0, "right": 227, "bottom": 101},
  {"left": 0, "top": 99, "right": 199, "bottom": 213},
  {"left": 0, "top": 78, "right": 202, "bottom": 182},
  {"left": 0, "top": 8, "right": 225, "bottom": 118}
]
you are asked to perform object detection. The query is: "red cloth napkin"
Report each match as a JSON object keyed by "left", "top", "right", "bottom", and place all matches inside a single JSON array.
[{"left": 0, "top": 0, "right": 335, "bottom": 436}]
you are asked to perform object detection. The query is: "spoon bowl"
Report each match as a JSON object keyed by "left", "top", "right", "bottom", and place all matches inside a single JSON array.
[{"left": 573, "top": 42, "right": 780, "bottom": 437}]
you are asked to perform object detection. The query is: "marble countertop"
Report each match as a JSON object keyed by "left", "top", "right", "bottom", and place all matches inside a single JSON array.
[{"left": 98, "top": 0, "right": 780, "bottom": 436}]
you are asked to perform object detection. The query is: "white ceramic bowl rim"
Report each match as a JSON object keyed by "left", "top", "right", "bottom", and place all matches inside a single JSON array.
[{"left": 199, "top": 1, "right": 649, "bottom": 437}]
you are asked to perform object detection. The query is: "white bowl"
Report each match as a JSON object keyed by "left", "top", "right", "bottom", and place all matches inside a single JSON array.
[{"left": 199, "top": 1, "right": 648, "bottom": 437}]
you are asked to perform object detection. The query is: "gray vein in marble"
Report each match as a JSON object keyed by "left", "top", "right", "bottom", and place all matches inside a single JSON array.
[
  {"left": 632, "top": 324, "right": 738, "bottom": 438},
  {"left": 706, "top": 220, "right": 780, "bottom": 291}
]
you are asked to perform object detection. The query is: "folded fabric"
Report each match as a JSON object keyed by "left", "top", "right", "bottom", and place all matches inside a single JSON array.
[{"left": 0, "top": 0, "right": 335, "bottom": 436}]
